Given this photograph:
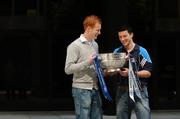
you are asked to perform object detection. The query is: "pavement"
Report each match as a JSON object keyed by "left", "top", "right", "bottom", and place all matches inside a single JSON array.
[{"left": 0, "top": 110, "right": 180, "bottom": 119}]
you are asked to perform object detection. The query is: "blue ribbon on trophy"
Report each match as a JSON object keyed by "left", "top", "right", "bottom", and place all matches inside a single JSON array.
[{"left": 93, "top": 56, "right": 112, "bottom": 101}]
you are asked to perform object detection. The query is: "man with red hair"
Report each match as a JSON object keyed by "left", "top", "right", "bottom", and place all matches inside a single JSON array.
[{"left": 65, "top": 15, "right": 103, "bottom": 119}]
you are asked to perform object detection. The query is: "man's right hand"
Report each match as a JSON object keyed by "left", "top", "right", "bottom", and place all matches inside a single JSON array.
[{"left": 119, "top": 68, "right": 128, "bottom": 77}]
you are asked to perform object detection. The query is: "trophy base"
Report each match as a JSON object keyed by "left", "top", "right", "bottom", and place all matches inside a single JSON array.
[{"left": 106, "top": 68, "right": 120, "bottom": 73}]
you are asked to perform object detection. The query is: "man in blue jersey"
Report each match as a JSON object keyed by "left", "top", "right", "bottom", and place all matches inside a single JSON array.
[{"left": 111, "top": 25, "right": 152, "bottom": 119}]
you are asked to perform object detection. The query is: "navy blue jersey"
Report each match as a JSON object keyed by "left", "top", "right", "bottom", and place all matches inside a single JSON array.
[{"left": 113, "top": 44, "right": 152, "bottom": 85}]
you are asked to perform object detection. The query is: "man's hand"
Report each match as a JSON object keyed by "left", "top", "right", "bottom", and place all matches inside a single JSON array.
[
  {"left": 119, "top": 68, "right": 128, "bottom": 77},
  {"left": 88, "top": 53, "right": 97, "bottom": 64}
]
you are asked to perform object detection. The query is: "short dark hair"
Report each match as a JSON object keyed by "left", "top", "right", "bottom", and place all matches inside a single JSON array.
[{"left": 117, "top": 24, "right": 133, "bottom": 33}]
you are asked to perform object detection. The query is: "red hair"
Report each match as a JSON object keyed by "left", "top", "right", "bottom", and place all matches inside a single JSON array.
[{"left": 83, "top": 15, "right": 102, "bottom": 30}]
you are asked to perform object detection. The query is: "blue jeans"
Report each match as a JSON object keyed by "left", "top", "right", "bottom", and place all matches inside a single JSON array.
[
  {"left": 72, "top": 87, "right": 103, "bottom": 119},
  {"left": 116, "top": 86, "right": 151, "bottom": 119}
]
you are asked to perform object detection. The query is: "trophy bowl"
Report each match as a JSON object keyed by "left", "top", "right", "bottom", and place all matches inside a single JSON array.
[{"left": 99, "top": 53, "right": 126, "bottom": 70}]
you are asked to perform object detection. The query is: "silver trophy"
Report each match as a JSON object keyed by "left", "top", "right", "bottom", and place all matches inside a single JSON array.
[{"left": 99, "top": 53, "right": 126, "bottom": 72}]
